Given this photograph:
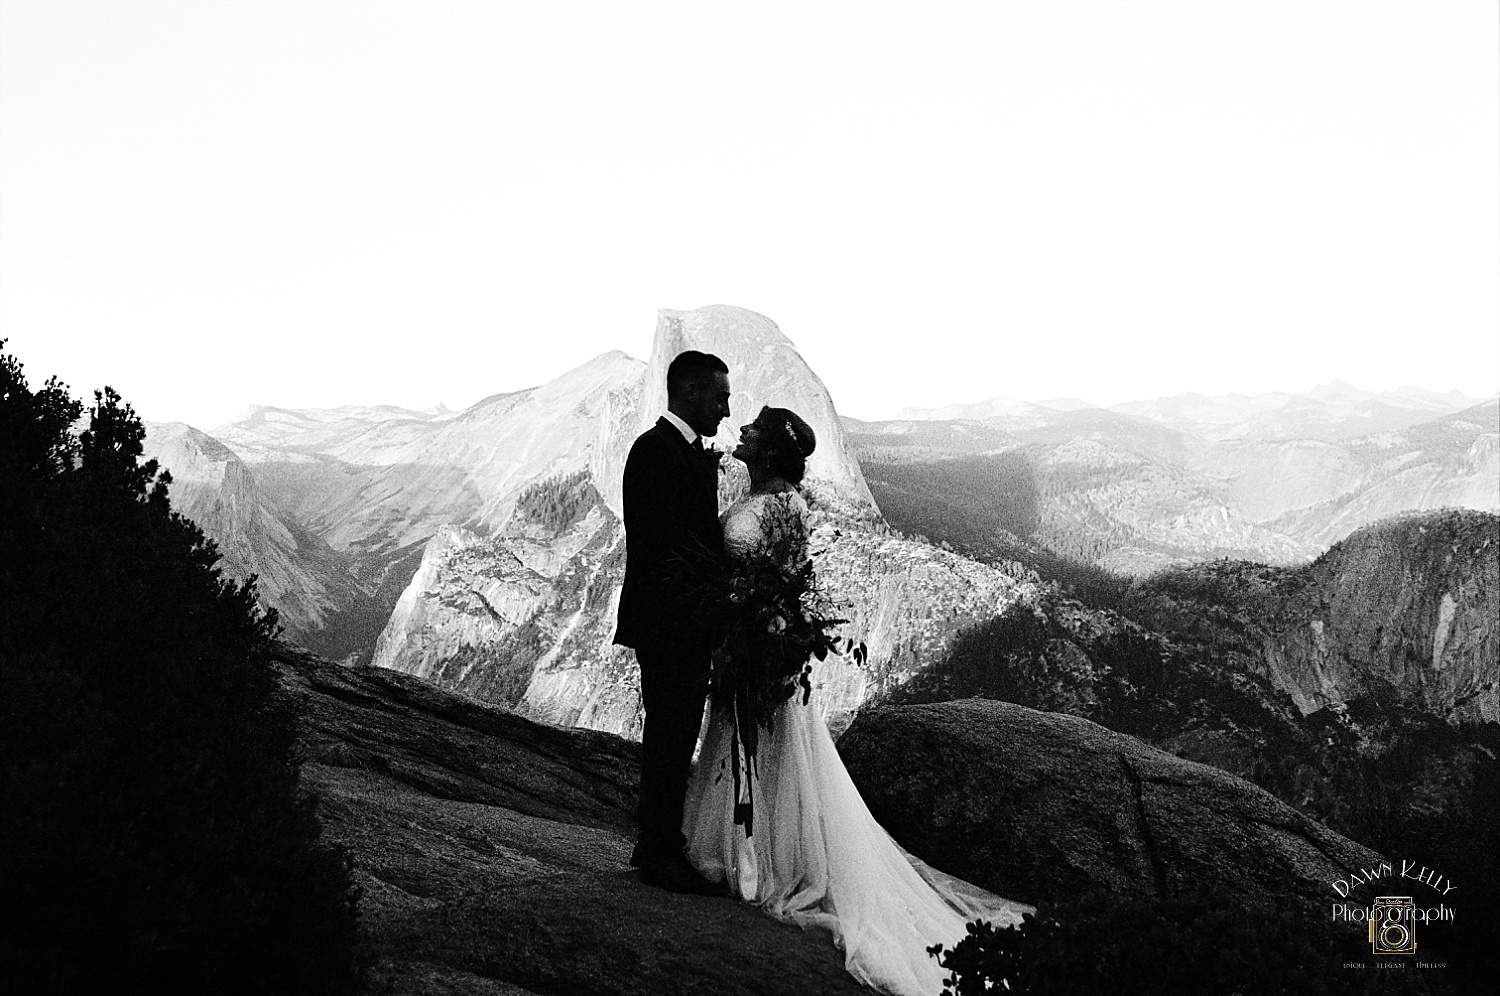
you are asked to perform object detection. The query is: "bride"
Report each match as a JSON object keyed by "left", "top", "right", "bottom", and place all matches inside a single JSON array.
[{"left": 682, "top": 406, "right": 1032, "bottom": 996}]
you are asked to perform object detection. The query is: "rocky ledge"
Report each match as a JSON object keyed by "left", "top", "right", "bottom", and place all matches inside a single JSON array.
[
  {"left": 280, "top": 648, "right": 868, "bottom": 996},
  {"left": 839, "top": 699, "right": 1385, "bottom": 923},
  {"left": 279, "top": 649, "right": 1385, "bottom": 994}
]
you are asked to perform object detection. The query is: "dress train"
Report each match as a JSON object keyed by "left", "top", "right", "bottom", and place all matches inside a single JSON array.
[{"left": 683, "top": 694, "right": 1031, "bottom": 996}]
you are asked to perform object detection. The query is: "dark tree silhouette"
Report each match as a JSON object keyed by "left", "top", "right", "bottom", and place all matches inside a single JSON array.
[{"left": 0, "top": 343, "right": 362, "bottom": 995}]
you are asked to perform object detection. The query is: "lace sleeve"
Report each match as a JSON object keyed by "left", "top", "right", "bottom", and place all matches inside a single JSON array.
[{"left": 757, "top": 492, "right": 810, "bottom": 570}]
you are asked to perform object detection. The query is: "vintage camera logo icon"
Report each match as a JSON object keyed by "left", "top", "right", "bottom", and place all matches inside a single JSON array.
[{"left": 1369, "top": 896, "right": 1417, "bottom": 955}]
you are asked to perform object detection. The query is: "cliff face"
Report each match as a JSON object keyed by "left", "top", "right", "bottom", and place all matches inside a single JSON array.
[
  {"left": 373, "top": 479, "right": 642, "bottom": 736},
  {"left": 1262, "top": 509, "right": 1500, "bottom": 723},
  {"left": 805, "top": 516, "right": 1037, "bottom": 734},
  {"left": 512, "top": 495, "right": 1034, "bottom": 740},
  {"left": 374, "top": 305, "right": 1035, "bottom": 737},
  {"left": 143, "top": 422, "right": 383, "bottom": 662}
]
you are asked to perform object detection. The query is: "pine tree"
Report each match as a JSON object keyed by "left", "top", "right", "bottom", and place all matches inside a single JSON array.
[{"left": 0, "top": 343, "right": 363, "bottom": 994}]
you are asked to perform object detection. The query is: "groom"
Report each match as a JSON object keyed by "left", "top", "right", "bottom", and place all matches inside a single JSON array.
[{"left": 615, "top": 350, "right": 732, "bottom": 895}]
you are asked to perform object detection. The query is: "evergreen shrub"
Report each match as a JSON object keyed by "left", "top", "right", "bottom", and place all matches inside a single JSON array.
[{"left": 0, "top": 344, "right": 363, "bottom": 994}]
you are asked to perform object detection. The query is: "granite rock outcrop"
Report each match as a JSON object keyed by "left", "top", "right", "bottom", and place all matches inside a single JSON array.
[
  {"left": 281, "top": 648, "right": 869, "bottom": 996},
  {"left": 837, "top": 698, "right": 1387, "bottom": 922},
  {"left": 1261, "top": 509, "right": 1499, "bottom": 723},
  {"left": 283, "top": 649, "right": 1393, "bottom": 993}
]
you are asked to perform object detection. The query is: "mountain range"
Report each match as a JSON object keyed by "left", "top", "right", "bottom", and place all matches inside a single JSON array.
[
  {"left": 853, "top": 385, "right": 1497, "bottom": 575},
  {"left": 896, "top": 379, "right": 1491, "bottom": 443},
  {"left": 140, "top": 305, "right": 1498, "bottom": 735}
]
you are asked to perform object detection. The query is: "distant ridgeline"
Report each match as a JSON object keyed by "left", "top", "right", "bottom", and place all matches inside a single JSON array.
[{"left": 847, "top": 392, "right": 1498, "bottom": 577}]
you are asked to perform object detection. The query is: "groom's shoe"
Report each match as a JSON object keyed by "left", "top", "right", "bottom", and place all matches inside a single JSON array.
[{"left": 637, "top": 852, "right": 726, "bottom": 897}]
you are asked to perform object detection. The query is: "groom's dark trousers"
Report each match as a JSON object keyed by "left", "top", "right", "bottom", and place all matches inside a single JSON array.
[{"left": 614, "top": 417, "right": 724, "bottom": 861}]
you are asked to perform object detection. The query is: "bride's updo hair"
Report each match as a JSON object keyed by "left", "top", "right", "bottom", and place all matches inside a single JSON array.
[{"left": 761, "top": 406, "right": 816, "bottom": 485}]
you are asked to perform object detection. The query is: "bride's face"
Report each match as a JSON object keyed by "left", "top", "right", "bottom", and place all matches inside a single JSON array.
[{"left": 732, "top": 412, "right": 771, "bottom": 465}]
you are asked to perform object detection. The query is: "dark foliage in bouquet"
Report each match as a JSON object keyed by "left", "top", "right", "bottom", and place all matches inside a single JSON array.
[
  {"left": 672, "top": 492, "right": 857, "bottom": 834},
  {"left": 0, "top": 343, "right": 363, "bottom": 995}
]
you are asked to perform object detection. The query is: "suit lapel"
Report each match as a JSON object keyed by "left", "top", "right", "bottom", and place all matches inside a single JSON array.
[
  {"left": 658, "top": 417, "right": 717, "bottom": 497},
  {"left": 696, "top": 448, "right": 718, "bottom": 495}
]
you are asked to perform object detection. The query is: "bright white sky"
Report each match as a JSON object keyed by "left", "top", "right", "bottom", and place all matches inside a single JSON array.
[{"left": 2, "top": 0, "right": 1496, "bottom": 430}]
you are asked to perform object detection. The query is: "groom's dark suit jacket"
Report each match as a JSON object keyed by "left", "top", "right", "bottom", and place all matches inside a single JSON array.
[{"left": 614, "top": 417, "right": 724, "bottom": 650}]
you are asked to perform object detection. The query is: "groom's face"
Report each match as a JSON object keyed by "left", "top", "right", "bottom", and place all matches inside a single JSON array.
[{"left": 685, "top": 371, "right": 733, "bottom": 439}]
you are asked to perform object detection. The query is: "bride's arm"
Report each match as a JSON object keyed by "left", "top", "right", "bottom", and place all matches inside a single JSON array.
[{"left": 739, "top": 493, "right": 806, "bottom": 579}]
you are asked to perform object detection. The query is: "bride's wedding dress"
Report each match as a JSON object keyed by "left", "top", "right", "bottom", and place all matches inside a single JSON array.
[{"left": 683, "top": 491, "right": 1031, "bottom": 996}]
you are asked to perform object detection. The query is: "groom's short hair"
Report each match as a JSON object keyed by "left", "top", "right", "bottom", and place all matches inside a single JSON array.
[{"left": 666, "top": 351, "right": 729, "bottom": 400}]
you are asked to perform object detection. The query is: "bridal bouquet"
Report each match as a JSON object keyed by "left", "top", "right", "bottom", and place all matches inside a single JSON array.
[
  {"left": 711, "top": 541, "right": 843, "bottom": 730},
  {"left": 664, "top": 494, "right": 866, "bottom": 835},
  {"left": 705, "top": 497, "right": 868, "bottom": 835}
]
